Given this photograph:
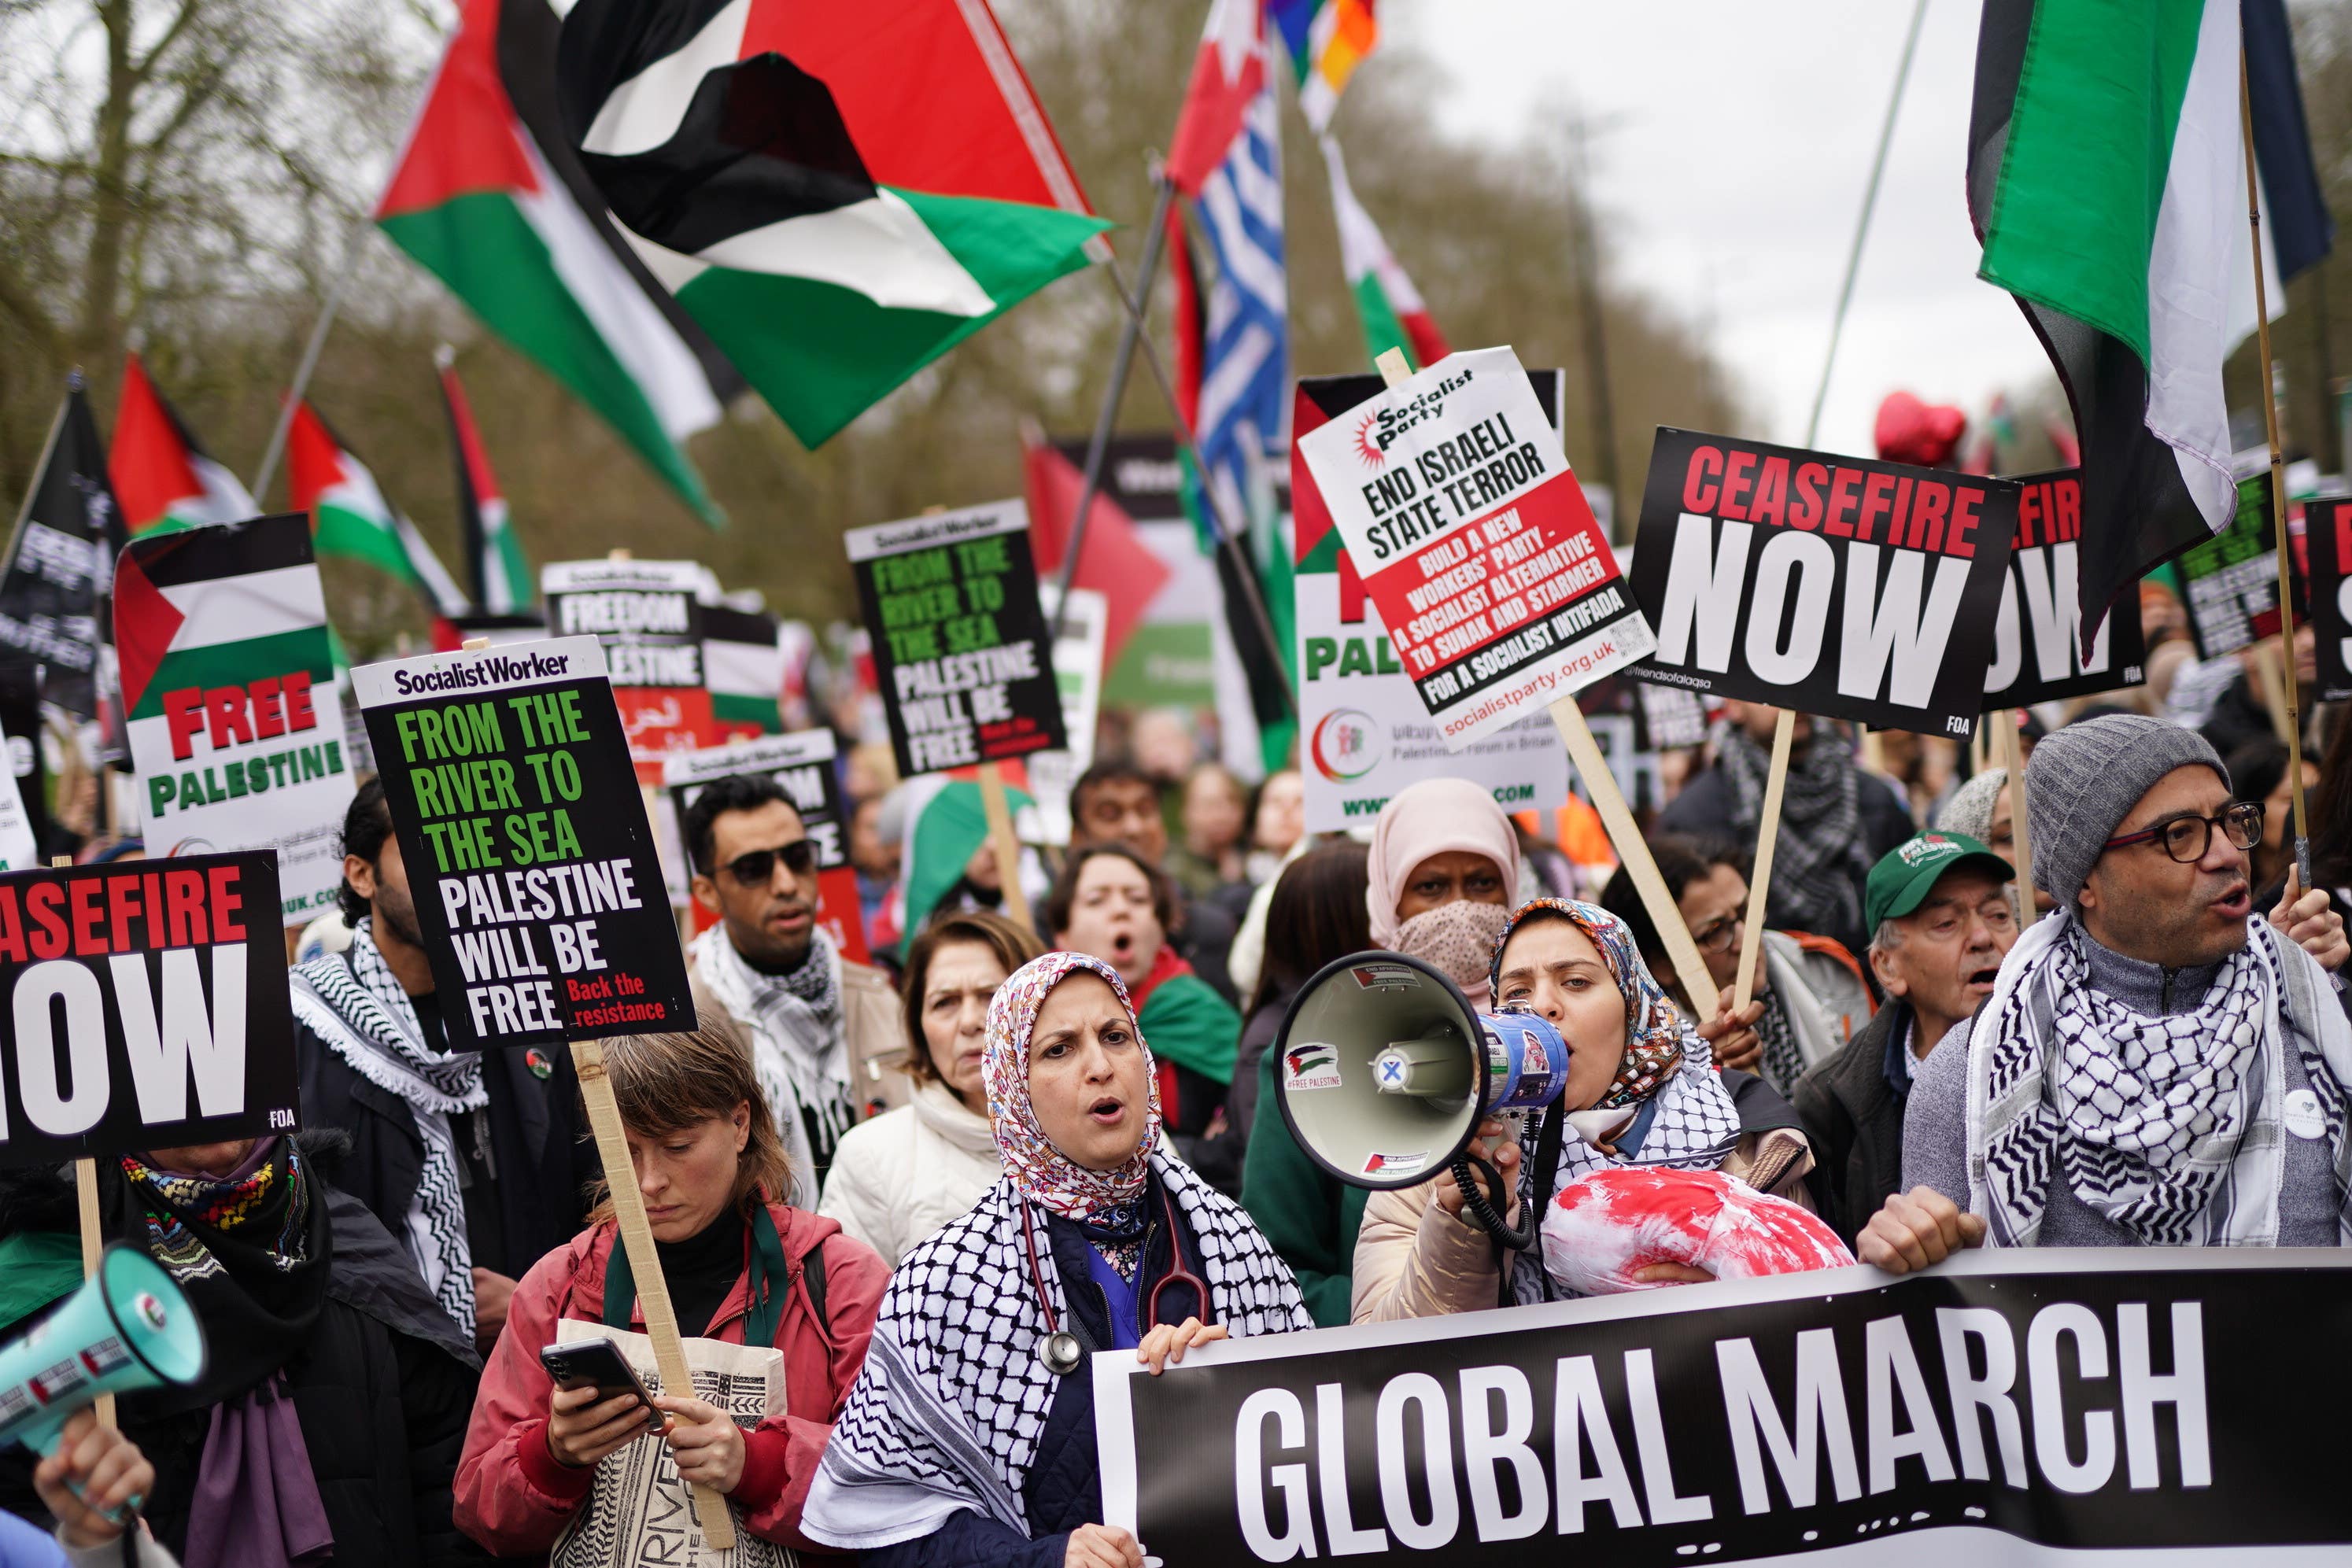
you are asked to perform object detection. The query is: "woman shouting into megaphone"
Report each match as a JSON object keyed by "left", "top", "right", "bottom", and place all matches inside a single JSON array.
[
  {"left": 800, "top": 951, "right": 1311, "bottom": 1568},
  {"left": 1352, "top": 899, "right": 1849, "bottom": 1321}
]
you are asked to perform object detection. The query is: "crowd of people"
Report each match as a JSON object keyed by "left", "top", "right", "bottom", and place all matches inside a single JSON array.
[{"left": 2, "top": 598, "right": 2350, "bottom": 1566}]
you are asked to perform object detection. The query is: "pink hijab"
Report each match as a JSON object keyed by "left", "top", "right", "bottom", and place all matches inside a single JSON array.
[{"left": 1365, "top": 777, "right": 1523, "bottom": 948}]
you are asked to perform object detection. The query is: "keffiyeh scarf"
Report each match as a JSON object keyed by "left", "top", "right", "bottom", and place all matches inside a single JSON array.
[
  {"left": 1488, "top": 900, "right": 1745, "bottom": 1303},
  {"left": 694, "top": 923, "right": 855, "bottom": 1208},
  {"left": 290, "top": 923, "right": 483, "bottom": 1334},
  {"left": 1719, "top": 723, "right": 1866, "bottom": 941},
  {"left": 1968, "top": 909, "right": 2352, "bottom": 1246},
  {"left": 800, "top": 1156, "right": 1311, "bottom": 1551}
]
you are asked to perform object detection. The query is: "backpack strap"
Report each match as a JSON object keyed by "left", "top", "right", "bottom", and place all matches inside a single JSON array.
[{"left": 800, "top": 1235, "right": 829, "bottom": 1332}]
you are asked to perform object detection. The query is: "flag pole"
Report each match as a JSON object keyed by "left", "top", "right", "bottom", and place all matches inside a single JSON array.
[
  {"left": 249, "top": 206, "right": 375, "bottom": 503},
  {"left": 2239, "top": 42, "right": 2310, "bottom": 886}
]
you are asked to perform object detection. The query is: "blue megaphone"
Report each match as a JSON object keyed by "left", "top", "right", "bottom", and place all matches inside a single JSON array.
[{"left": 0, "top": 1245, "right": 207, "bottom": 1455}]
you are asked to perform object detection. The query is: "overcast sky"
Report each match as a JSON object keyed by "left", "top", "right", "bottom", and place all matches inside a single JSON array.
[{"left": 1393, "top": 0, "right": 2059, "bottom": 457}]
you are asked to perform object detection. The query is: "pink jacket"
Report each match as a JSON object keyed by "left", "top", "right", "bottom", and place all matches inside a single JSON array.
[{"left": 454, "top": 1201, "right": 888, "bottom": 1555}]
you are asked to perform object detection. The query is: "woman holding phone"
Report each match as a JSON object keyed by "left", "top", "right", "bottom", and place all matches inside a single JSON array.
[{"left": 452, "top": 1014, "right": 888, "bottom": 1558}]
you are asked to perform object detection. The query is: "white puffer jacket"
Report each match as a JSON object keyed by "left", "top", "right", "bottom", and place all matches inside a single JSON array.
[{"left": 818, "top": 1077, "right": 1002, "bottom": 1267}]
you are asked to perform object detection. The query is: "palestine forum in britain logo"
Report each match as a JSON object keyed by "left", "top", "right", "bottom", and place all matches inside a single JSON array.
[{"left": 1311, "top": 708, "right": 1381, "bottom": 781}]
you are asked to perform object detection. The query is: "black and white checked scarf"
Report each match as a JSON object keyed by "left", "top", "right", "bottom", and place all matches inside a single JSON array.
[
  {"left": 801, "top": 1155, "right": 1311, "bottom": 1551},
  {"left": 1969, "top": 910, "right": 2352, "bottom": 1247},
  {"left": 694, "top": 924, "right": 854, "bottom": 1208},
  {"left": 1719, "top": 723, "right": 1866, "bottom": 941},
  {"left": 290, "top": 923, "right": 486, "bottom": 1334},
  {"left": 1754, "top": 987, "right": 1806, "bottom": 1098},
  {"left": 1508, "top": 1024, "right": 1744, "bottom": 1304}
]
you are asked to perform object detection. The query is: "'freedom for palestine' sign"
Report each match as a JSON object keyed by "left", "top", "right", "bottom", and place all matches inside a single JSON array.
[
  {"left": 847, "top": 500, "right": 1067, "bottom": 779},
  {"left": 353, "top": 636, "right": 693, "bottom": 1051}
]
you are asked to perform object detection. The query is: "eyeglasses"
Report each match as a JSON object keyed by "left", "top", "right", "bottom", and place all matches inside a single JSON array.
[
  {"left": 720, "top": 840, "right": 819, "bottom": 885},
  {"left": 1689, "top": 912, "right": 1742, "bottom": 954},
  {"left": 2099, "top": 802, "right": 2262, "bottom": 864}
]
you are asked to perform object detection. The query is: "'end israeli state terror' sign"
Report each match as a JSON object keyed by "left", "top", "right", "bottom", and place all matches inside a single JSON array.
[{"left": 1626, "top": 429, "right": 2020, "bottom": 737}]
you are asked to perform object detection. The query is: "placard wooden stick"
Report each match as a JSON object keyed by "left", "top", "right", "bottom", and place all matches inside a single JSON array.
[
  {"left": 53, "top": 854, "right": 113, "bottom": 1430},
  {"left": 572, "top": 1038, "right": 736, "bottom": 1550},
  {"left": 977, "top": 762, "right": 1035, "bottom": 935},
  {"left": 1731, "top": 709, "right": 1796, "bottom": 1012},
  {"left": 1992, "top": 710, "right": 2039, "bottom": 928}
]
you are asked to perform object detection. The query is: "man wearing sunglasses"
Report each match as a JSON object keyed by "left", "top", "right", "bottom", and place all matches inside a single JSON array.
[
  {"left": 683, "top": 773, "right": 855, "bottom": 1207},
  {"left": 1864, "top": 714, "right": 2352, "bottom": 1273}
]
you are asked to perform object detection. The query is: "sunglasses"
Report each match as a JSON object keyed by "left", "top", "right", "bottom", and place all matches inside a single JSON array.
[{"left": 719, "top": 839, "right": 819, "bottom": 885}]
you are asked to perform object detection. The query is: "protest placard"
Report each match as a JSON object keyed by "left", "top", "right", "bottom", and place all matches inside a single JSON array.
[
  {"left": 0, "top": 852, "right": 296, "bottom": 1168},
  {"left": 1294, "top": 347, "right": 1652, "bottom": 751},
  {"left": 1983, "top": 469, "right": 2149, "bottom": 707},
  {"left": 1029, "top": 585, "right": 1107, "bottom": 845},
  {"left": 1292, "top": 368, "right": 1575, "bottom": 832},
  {"left": 665, "top": 729, "right": 868, "bottom": 963},
  {"left": 434, "top": 611, "right": 548, "bottom": 651},
  {"left": 846, "top": 500, "right": 1067, "bottom": 778},
  {"left": 115, "top": 514, "right": 356, "bottom": 926},
  {"left": 0, "top": 384, "right": 122, "bottom": 722},
  {"left": 2176, "top": 471, "right": 2298, "bottom": 662},
  {"left": 1626, "top": 429, "right": 2021, "bottom": 739},
  {"left": 2306, "top": 496, "right": 2352, "bottom": 702},
  {"left": 703, "top": 603, "right": 785, "bottom": 740},
  {"left": 1098, "top": 1249, "right": 2350, "bottom": 1568},
  {"left": 352, "top": 636, "right": 694, "bottom": 1050},
  {"left": 544, "top": 558, "right": 715, "bottom": 778}
]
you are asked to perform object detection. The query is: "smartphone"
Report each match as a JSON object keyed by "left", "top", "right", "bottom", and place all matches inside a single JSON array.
[{"left": 540, "top": 1337, "right": 663, "bottom": 1430}]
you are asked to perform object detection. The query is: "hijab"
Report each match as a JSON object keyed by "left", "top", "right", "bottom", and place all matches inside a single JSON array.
[
  {"left": 981, "top": 950, "right": 1162, "bottom": 1222},
  {"left": 1366, "top": 777, "right": 1523, "bottom": 947},
  {"left": 1489, "top": 898, "right": 1687, "bottom": 1109}
]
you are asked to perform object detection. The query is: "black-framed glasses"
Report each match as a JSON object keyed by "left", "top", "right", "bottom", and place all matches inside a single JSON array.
[
  {"left": 1689, "top": 912, "right": 1742, "bottom": 954},
  {"left": 722, "top": 839, "right": 818, "bottom": 885},
  {"left": 2100, "top": 802, "right": 2262, "bottom": 864}
]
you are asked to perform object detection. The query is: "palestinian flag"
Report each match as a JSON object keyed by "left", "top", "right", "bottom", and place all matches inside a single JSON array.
[
  {"left": 1968, "top": 0, "right": 2262, "bottom": 639},
  {"left": 555, "top": 0, "right": 1110, "bottom": 448},
  {"left": 1322, "top": 137, "right": 1446, "bottom": 372},
  {"left": 439, "top": 355, "right": 532, "bottom": 613},
  {"left": 110, "top": 353, "right": 256, "bottom": 537},
  {"left": 375, "top": 0, "right": 733, "bottom": 526},
  {"left": 285, "top": 402, "right": 469, "bottom": 620},
  {"left": 704, "top": 604, "right": 784, "bottom": 736}
]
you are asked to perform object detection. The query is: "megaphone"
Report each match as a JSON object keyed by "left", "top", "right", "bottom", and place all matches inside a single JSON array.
[
  {"left": 0, "top": 1245, "right": 206, "bottom": 1455},
  {"left": 1274, "top": 951, "right": 1590, "bottom": 1245}
]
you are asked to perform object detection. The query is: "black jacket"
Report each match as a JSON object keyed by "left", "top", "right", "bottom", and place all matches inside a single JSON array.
[
  {"left": 294, "top": 1004, "right": 602, "bottom": 1286},
  {"left": 1658, "top": 761, "right": 1915, "bottom": 959},
  {"left": 1790, "top": 998, "right": 1912, "bottom": 1249},
  {"left": 0, "top": 1146, "right": 492, "bottom": 1567}
]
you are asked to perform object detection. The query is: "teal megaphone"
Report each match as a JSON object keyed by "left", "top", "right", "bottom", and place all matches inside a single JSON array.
[{"left": 0, "top": 1245, "right": 206, "bottom": 1455}]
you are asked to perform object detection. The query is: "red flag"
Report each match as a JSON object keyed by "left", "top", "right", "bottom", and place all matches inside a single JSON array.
[
  {"left": 1169, "top": 208, "right": 1205, "bottom": 430},
  {"left": 1024, "top": 433, "right": 1170, "bottom": 667},
  {"left": 1165, "top": 0, "right": 1267, "bottom": 195}
]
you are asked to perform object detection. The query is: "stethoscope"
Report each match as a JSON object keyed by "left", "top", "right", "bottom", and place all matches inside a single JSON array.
[{"left": 1019, "top": 1183, "right": 1213, "bottom": 1377}]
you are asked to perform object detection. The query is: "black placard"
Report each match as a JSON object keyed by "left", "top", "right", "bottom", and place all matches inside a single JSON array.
[
  {"left": 0, "top": 853, "right": 297, "bottom": 1168},
  {"left": 1983, "top": 469, "right": 2149, "bottom": 707},
  {"left": 1626, "top": 429, "right": 2019, "bottom": 738},
  {"left": 1099, "top": 1253, "right": 2351, "bottom": 1566},
  {"left": 352, "top": 636, "right": 694, "bottom": 1050},
  {"left": 2308, "top": 496, "right": 2352, "bottom": 703},
  {"left": 845, "top": 500, "right": 1068, "bottom": 778},
  {"left": 2175, "top": 471, "right": 2302, "bottom": 661},
  {"left": 0, "top": 383, "right": 125, "bottom": 721}
]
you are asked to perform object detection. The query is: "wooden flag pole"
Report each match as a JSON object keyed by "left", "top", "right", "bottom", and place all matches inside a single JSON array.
[
  {"left": 2239, "top": 43, "right": 2311, "bottom": 885},
  {"left": 55, "top": 856, "right": 113, "bottom": 1430},
  {"left": 572, "top": 1038, "right": 737, "bottom": 1551},
  {"left": 1991, "top": 710, "right": 2039, "bottom": 927},
  {"left": 977, "top": 762, "right": 1035, "bottom": 936},
  {"left": 1730, "top": 709, "right": 1796, "bottom": 1013}
]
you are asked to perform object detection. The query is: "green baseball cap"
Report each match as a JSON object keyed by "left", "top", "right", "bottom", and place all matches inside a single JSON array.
[{"left": 1864, "top": 832, "right": 2014, "bottom": 933}]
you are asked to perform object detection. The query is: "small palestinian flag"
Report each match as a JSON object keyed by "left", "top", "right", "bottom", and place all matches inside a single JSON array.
[
  {"left": 110, "top": 353, "right": 256, "bottom": 537},
  {"left": 285, "top": 402, "right": 469, "bottom": 618},
  {"left": 1322, "top": 136, "right": 1446, "bottom": 372},
  {"left": 704, "top": 604, "right": 783, "bottom": 736},
  {"left": 114, "top": 515, "right": 338, "bottom": 729},
  {"left": 439, "top": 354, "right": 532, "bottom": 614},
  {"left": 555, "top": 0, "right": 1110, "bottom": 448}
]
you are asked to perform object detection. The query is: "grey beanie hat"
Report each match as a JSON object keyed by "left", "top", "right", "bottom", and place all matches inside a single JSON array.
[
  {"left": 2023, "top": 714, "right": 2228, "bottom": 909},
  {"left": 1934, "top": 766, "right": 2008, "bottom": 846}
]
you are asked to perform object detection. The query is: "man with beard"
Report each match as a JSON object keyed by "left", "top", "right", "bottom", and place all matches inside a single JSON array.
[
  {"left": 683, "top": 773, "right": 855, "bottom": 1205},
  {"left": 1863, "top": 716, "right": 2352, "bottom": 1270},
  {"left": 293, "top": 780, "right": 601, "bottom": 1348}
]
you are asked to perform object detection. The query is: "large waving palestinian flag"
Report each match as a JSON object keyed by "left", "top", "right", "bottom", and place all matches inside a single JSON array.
[
  {"left": 554, "top": 0, "right": 1109, "bottom": 448},
  {"left": 375, "top": 0, "right": 736, "bottom": 526}
]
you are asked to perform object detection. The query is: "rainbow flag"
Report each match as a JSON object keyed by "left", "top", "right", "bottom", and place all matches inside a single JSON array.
[{"left": 1268, "top": 0, "right": 1377, "bottom": 131}]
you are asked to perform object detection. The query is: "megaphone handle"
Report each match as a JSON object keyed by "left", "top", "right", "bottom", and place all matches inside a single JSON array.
[{"left": 1451, "top": 1153, "right": 1538, "bottom": 1253}]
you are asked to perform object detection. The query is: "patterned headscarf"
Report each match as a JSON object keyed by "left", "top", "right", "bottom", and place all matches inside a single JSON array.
[
  {"left": 1490, "top": 898, "right": 1686, "bottom": 1108},
  {"left": 982, "top": 950, "right": 1163, "bottom": 1221}
]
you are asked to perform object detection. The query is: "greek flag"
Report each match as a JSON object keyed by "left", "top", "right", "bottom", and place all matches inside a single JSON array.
[{"left": 1191, "top": 82, "right": 1287, "bottom": 539}]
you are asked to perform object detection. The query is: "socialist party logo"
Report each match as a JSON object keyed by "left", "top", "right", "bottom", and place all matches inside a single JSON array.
[
  {"left": 1310, "top": 708, "right": 1381, "bottom": 781},
  {"left": 1353, "top": 411, "right": 1385, "bottom": 468}
]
